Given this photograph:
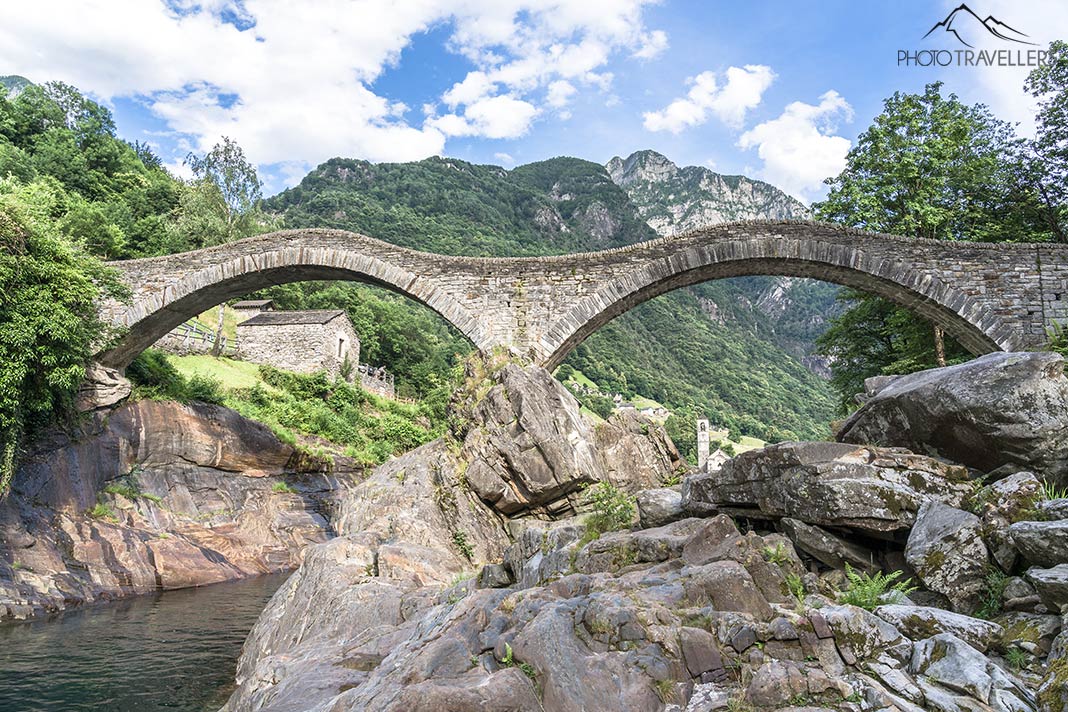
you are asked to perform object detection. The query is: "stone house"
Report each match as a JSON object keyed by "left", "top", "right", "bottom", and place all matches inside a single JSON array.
[
  {"left": 236, "top": 310, "right": 359, "bottom": 380},
  {"left": 232, "top": 299, "right": 275, "bottom": 324}
]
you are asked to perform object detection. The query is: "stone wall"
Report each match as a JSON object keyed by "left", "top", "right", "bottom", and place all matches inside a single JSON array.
[
  {"left": 98, "top": 221, "right": 1068, "bottom": 369},
  {"left": 236, "top": 316, "right": 360, "bottom": 380}
]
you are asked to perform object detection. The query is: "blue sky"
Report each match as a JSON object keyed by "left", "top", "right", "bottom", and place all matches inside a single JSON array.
[{"left": 1, "top": 0, "right": 1065, "bottom": 201}]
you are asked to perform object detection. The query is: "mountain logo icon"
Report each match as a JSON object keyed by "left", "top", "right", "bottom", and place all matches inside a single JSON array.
[{"left": 922, "top": 4, "right": 1037, "bottom": 48}]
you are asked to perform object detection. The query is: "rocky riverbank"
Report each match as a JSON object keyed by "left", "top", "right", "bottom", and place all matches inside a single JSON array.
[
  {"left": 0, "top": 397, "right": 361, "bottom": 620},
  {"left": 219, "top": 352, "right": 1068, "bottom": 712}
]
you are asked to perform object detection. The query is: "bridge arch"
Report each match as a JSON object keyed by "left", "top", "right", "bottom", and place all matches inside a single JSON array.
[
  {"left": 97, "top": 231, "right": 486, "bottom": 369},
  {"left": 536, "top": 224, "right": 1013, "bottom": 370}
]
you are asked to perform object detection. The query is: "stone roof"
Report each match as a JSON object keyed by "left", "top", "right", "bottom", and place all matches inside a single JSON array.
[
  {"left": 232, "top": 299, "right": 274, "bottom": 309},
  {"left": 239, "top": 309, "right": 346, "bottom": 327}
]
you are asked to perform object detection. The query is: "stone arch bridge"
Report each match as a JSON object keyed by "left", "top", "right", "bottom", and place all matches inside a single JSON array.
[{"left": 98, "top": 220, "right": 1068, "bottom": 370}]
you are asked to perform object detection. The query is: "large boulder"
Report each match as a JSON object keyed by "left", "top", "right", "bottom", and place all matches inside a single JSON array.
[
  {"left": 682, "top": 441, "right": 971, "bottom": 535},
  {"left": 457, "top": 363, "right": 678, "bottom": 516},
  {"left": 910, "top": 633, "right": 1035, "bottom": 710},
  {"left": 905, "top": 502, "right": 988, "bottom": 613},
  {"left": 838, "top": 352, "right": 1068, "bottom": 484},
  {"left": 1009, "top": 520, "right": 1068, "bottom": 568}
]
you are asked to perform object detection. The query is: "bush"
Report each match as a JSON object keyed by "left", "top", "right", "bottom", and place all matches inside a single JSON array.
[
  {"left": 837, "top": 565, "right": 915, "bottom": 610},
  {"left": 583, "top": 482, "right": 636, "bottom": 535}
]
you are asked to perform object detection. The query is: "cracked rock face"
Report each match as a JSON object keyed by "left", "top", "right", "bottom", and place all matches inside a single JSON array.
[{"left": 0, "top": 400, "right": 352, "bottom": 620}]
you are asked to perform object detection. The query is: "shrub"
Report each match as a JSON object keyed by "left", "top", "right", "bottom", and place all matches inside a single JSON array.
[
  {"left": 127, "top": 349, "right": 224, "bottom": 404},
  {"left": 762, "top": 542, "right": 789, "bottom": 564},
  {"left": 271, "top": 481, "right": 297, "bottom": 494},
  {"left": 583, "top": 482, "right": 636, "bottom": 536},
  {"left": 452, "top": 531, "right": 474, "bottom": 560},
  {"left": 837, "top": 565, "right": 915, "bottom": 610},
  {"left": 975, "top": 567, "right": 1009, "bottom": 620}
]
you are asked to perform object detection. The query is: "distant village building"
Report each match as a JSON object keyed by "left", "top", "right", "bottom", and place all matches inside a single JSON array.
[
  {"left": 705, "top": 448, "right": 731, "bottom": 473},
  {"left": 236, "top": 309, "right": 359, "bottom": 380},
  {"left": 231, "top": 299, "right": 275, "bottom": 323},
  {"left": 358, "top": 364, "right": 395, "bottom": 399}
]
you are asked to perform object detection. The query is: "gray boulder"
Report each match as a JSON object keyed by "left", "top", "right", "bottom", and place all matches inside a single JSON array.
[
  {"left": 1010, "top": 520, "right": 1068, "bottom": 568},
  {"left": 1026, "top": 565, "right": 1068, "bottom": 612},
  {"left": 780, "top": 517, "right": 876, "bottom": 571},
  {"left": 1039, "top": 498, "right": 1068, "bottom": 520},
  {"left": 910, "top": 633, "right": 1035, "bottom": 710},
  {"left": 636, "top": 487, "right": 684, "bottom": 529},
  {"left": 683, "top": 441, "right": 971, "bottom": 534},
  {"left": 838, "top": 352, "right": 1068, "bottom": 484},
  {"left": 905, "top": 501, "right": 988, "bottom": 613},
  {"left": 874, "top": 605, "right": 1003, "bottom": 652}
]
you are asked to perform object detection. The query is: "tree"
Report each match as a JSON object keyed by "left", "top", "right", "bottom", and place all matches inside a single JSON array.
[
  {"left": 815, "top": 82, "right": 1055, "bottom": 411},
  {"left": 176, "top": 137, "right": 266, "bottom": 247},
  {"left": 0, "top": 177, "right": 127, "bottom": 496},
  {"left": 1024, "top": 40, "right": 1068, "bottom": 243}
]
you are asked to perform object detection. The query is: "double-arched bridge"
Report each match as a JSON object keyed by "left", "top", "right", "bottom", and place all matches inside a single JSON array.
[{"left": 97, "top": 220, "right": 1068, "bottom": 370}]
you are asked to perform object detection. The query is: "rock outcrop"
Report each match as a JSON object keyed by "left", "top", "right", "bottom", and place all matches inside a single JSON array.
[
  {"left": 838, "top": 352, "right": 1068, "bottom": 484},
  {"left": 0, "top": 399, "right": 355, "bottom": 620},
  {"left": 681, "top": 441, "right": 971, "bottom": 535}
]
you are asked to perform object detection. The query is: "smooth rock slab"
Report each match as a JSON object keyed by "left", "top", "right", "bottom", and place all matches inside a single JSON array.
[{"left": 874, "top": 605, "right": 1003, "bottom": 652}]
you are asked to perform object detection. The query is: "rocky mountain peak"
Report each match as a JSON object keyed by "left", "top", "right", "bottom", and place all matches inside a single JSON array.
[{"left": 605, "top": 149, "right": 678, "bottom": 187}]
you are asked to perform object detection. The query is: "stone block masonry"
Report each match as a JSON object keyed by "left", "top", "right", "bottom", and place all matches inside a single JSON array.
[{"left": 96, "top": 220, "right": 1068, "bottom": 369}]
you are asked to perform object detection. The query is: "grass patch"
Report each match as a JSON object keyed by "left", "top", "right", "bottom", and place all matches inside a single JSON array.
[
  {"left": 271, "top": 481, "right": 298, "bottom": 494},
  {"left": 87, "top": 502, "right": 115, "bottom": 520}
]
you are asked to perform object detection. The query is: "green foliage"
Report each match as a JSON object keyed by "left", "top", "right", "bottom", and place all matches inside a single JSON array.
[
  {"left": 1005, "top": 647, "right": 1029, "bottom": 671},
  {"left": 837, "top": 565, "right": 915, "bottom": 611},
  {"left": 1049, "top": 322, "right": 1068, "bottom": 357},
  {"left": 785, "top": 573, "right": 806, "bottom": 606},
  {"left": 126, "top": 349, "right": 225, "bottom": 405},
  {"left": 1041, "top": 481, "right": 1068, "bottom": 501},
  {"left": 271, "top": 481, "right": 298, "bottom": 494},
  {"left": 583, "top": 482, "right": 636, "bottom": 536},
  {"left": 975, "top": 567, "right": 1009, "bottom": 620},
  {"left": 103, "top": 482, "right": 139, "bottom": 499},
  {"left": 762, "top": 543, "right": 789, "bottom": 565},
  {"left": 1024, "top": 40, "right": 1068, "bottom": 243},
  {"left": 815, "top": 81, "right": 1062, "bottom": 410},
  {"left": 0, "top": 176, "right": 128, "bottom": 495},
  {"left": 452, "top": 531, "right": 474, "bottom": 561},
  {"left": 87, "top": 502, "right": 114, "bottom": 520}
]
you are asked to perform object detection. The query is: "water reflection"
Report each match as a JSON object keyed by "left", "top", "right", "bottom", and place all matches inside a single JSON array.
[{"left": 0, "top": 574, "right": 287, "bottom": 712}]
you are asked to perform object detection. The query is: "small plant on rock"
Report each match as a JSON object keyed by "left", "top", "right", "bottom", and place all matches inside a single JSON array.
[
  {"left": 87, "top": 502, "right": 115, "bottom": 520},
  {"left": 271, "top": 481, "right": 298, "bottom": 494},
  {"left": 785, "top": 573, "right": 806, "bottom": 607},
  {"left": 762, "top": 542, "right": 789, "bottom": 564},
  {"left": 1041, "top": 481, "right": 1068, "bottom": 501},
  {"left": 583, "top": 482, "right": 636, "bottom": 538},
  {"left": 653, "top": 679, "right": 680, "bottom": 704},
  {"left": 1005, "top": 647, "right": 1029, "bottom": 671},
  {"left": 837, "top": 565, "right": 915, "bottom": 611},
  {"left": 975, "top": 567, "right": 1009, "bottom": 620},
  {"left": 452, "top": 531, "right": 474, "bottom": 560}
]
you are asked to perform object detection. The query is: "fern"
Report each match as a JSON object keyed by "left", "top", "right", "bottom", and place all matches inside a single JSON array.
[{"left": 837, "top": 565, "right": 915, "bottom": 610}]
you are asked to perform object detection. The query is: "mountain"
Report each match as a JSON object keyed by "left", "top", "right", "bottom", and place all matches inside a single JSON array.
[
  {"left": 605, "top": 150, "right": 839, "bottom": 371},
  {"left": 0, "top": 75, "right": 32, "bottom": 97},
  {"left": 267, "top": 154, "right": 836, "bottom": 442},
  {"left": 606, "top": 149, "right": 809, "bottom": 232},
  {"left": 922, "top": 4, "right": 1036, "bottom": 48}
]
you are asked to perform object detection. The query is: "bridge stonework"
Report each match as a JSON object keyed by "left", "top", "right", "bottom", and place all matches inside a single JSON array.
[{"left": 97, "top": 221, "right": 1068, "bottom": 370}]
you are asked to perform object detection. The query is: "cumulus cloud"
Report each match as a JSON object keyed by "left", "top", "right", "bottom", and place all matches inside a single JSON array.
[
  {"left": 0, "top": 0, "right": 665, "bottom": 173},
  {"left": 737, "top": 90, "right": 854, "bottom": 203},
  {"left": 643, "top": 65, "right": 776, "bottom": 133}
]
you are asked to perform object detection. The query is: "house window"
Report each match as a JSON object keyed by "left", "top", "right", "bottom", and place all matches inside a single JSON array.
[{"left": 338, "top": 337, "right": 345, "bottom": 358}]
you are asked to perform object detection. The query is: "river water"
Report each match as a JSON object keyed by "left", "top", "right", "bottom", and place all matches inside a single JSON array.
[{"left": 0, "top": 573, "right": 288, "bottom": 712}]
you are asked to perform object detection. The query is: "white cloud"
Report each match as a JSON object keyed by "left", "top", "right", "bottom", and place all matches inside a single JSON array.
[
  {"left": 546, "top": 80, "right": 577, "bottom": 108},
  {"left": 0, "top": 0, "right": 664, "bottom": 173},
  {"left": 429, "top": 95, "right": 540, "bottom": 138},
  {"left": 494, "top": 151, "right": 515, "bottom": 165},
  {"left": 737, "top": 90, "right": 854, "bottom": 203},
  {"left": 643, "top": 65, "right": 776, "bottom": 133}
]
